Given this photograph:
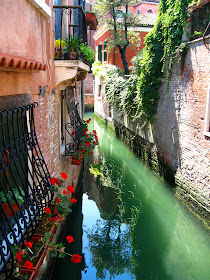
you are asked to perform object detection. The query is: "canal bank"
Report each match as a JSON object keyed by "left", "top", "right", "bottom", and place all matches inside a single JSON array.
[
  {"left": 94, "top": 112, "right": 210, "bottom": 229},
  {"left": 50, "top": 113, "right": 210, "bottom": 280}
]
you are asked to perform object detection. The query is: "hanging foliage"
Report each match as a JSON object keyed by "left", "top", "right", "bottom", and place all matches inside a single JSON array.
[{"left": 93, "top": 0, "right": 194, "bottom": 123}]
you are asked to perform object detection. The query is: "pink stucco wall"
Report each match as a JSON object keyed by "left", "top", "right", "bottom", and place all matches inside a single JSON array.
[{"left": 0, "top": 0, "right": 55, "bottom": 97}]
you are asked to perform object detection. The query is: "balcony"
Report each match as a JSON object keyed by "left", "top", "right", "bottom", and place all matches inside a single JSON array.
[
  {"left": 0, "top": 104, "right": 53, "bottom": 278},
  {"left": 53, "top": 5, "right": 91, "bottom": 87}
]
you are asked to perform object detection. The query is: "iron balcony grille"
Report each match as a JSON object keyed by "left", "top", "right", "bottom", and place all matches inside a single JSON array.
[
  {"left": 61, "top": 86, "right": 84, "bottom": 156},
  {"left": 0, "top": 103, "right": 53, "bottom": 278},
  {"left": 54, "top": 5, "right": 88, "bottom": 62}
]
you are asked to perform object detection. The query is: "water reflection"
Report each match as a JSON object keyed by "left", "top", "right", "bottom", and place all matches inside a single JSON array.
[{"left": 52, "top": 113, "right": 210, "bottom": 280}]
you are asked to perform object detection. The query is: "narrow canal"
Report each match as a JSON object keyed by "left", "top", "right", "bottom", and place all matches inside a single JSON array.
[{"left": 51, "top": 113, "right": 210, "bottom": 280}]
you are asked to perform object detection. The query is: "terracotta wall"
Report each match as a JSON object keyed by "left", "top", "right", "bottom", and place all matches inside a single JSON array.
[{"left": 0, "top": 0, "right": 82, "bottom": 184}]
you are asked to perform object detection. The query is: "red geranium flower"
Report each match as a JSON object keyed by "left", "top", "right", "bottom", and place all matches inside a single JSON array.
[
  {"left": 44, "top": 207, "right": 51, "bottom": 214},
  {"left": 71, "top": 254, "right": 82, "bottom": 263},
  {"left": 16, "top": 252, "right": 22, "bottom": 262},
  {"left": 54, "top": 210, "right": 59, "bottom": 215},
  {"left": 67, "top": 186, "right": 75, "bottom": 193},
  {"left": 71, "top": 198, "right": 77, "bottom": 203},
  {"left": 66, "top": 235, "right": 74, "bottom": 243},
  {"left": 63, "top": 190, "right": 68, "bottom": 195},
  {"left": 24, "top": 261, "right": 33, "bottom": 269},
  {"left": 61, "top": 173, "right": 67, "bottom": 179},
  {"left": 93, "top": 130, "right": 96, "bottom": 134},
  {"left": 81, "top": 149, "right": 85, "bottom": 153},
  {"left": 80, "top": 144, "right": 83, "bottom": 146},
  {"left": 87, "top": 120, "right": 90, "bottom": 123},
  {"left": 56, "top": 197, "right": 61, "bottom": 204},
  {"left": 86, "top": 128, "right": 88, "bottom": 131},
  {"left": 93, "top": 141, "right": 95, "bottom": 145},
  {"left": 53, "top": 217, "right": 58, "bottom": 223},
  {"left": 84, "top": 131, "right": 86, "bottom": 135},
  {"left": 50, "top": 178, "right": 62, "bottom": 186},
  {"left": 90, "top": 152, "right": 93, "bottom": 156},
  {"left": 89, "top": 118, "right": 91, "bottom": 121},
  {"left": 25, "top": 241, "right": 32, "bottom": 248},
  {"left": 86, "top": 141, "right": 91, "bottom": 146},
  {"left": 72, "top": 131, "right": 75, "bottom": 135}
]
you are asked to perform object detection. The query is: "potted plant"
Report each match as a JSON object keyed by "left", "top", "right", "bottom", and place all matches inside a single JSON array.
[
  {"left": 54, "top": 38, "right": 65, "bottom": 59},
  {"left": 71, "top": 119, "right": 98, "bottom": 165},
  {"left": 0, "top": 187, "right": 24, "bottom": 217},
  {"left": 79, "top": 43, "right": 95, "bottom": 63},
  {"left": 63, "top": 35, "right": 80, "bottom": 60}
]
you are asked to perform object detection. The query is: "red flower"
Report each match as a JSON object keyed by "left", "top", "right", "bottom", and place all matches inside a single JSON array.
[
  {"left": 84, "top": 131, "right": 86, "bottom": 135},
  {"left": 86, "top": 128, "right": 88, "bottom": 131},
  {"left": 86, "top": 141, "right": 91, "bottom": 146},
  {"left": 87, "top": 120, "right": 90, "bottom": 123},
  {"left": 93, "top": 141, "right": 95, "bottom": 145},
  {"left": 44, "top": 207, "right": 51, "bottom": 214},
  {"left": 24, "top": 261, "right": 33, "bottom": 269},
  {"left": 67, "top": 186, "right": 75, "bottom": 193},
  {"left": 54, "top": 210, "right": 59, "bottom": 215},
  {"left": 56, "top": 197, "right": 61, "bottom": 204},
  {"left": 81, "top": 149, "right": 85, "bottom": 153},
  {"left": 72, "top": 131, "right": 75, "bottom": 135},
  {"left": 66, "top": 235, "right": 74, "bottom": 243},
  {"left": 25, "top": 241, "right": 32, "bottom": 248},
  {"left": 89, "top": 118, "right": 91, "bottom": 121},
  {"left": 71, "top": 198, "right": 77, "bottom": 203},
  {"left": 93, "top": 130, "right": 96, "bottom": 134},
  {"left": 50, "top": 178, "right": 62, "bottom": 186},
  {"left": 63, "top": 190, "right": 68, "bottom": 195},
  {"left": 53, "top": 217, "right": 58, "bottom": 223},
  {"left": 16, "top": 252, "right": 22, "bottom": 262},
  {"left": 71, "top": 254, "right": 82, "bottom": 263},
  {"left": 80, "top": 144, "right": 83, "bottom": 146},
  {"left": 61, "top": 173, "right": 67, "bottom": 179},
  {"left": 86, "top": 135, "right": 89, "bottom": 138},
  {"left": 89, "top": 132, "right": 91, "bottom": 135},
  {"left": 90, "top": 152, "right": 93, "bottom": 156}
]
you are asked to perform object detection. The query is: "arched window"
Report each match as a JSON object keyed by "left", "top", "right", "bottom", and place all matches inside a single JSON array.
[
  {"left": 147, "top": 8, "right": 154, "bottom": 14},
  {"left": 137, "top": 9, "right": 140, "bottom": 15}
]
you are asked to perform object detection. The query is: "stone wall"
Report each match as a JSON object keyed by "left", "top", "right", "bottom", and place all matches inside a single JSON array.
[{"left": 94, "top": 37, "right": 210, "bottom": 225}]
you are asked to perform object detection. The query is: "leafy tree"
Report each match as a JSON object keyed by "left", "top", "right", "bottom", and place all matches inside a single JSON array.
[{"left": 93, "top": 0, "right": 140, "bottom": 75}]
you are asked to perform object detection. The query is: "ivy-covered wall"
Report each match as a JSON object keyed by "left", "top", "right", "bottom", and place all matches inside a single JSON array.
[{"left": 94, "top": 37, "right": 210, "bottom": 226}]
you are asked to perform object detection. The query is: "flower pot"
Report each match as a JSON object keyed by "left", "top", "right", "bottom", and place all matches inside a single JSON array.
[
  {"left": 72, "top": 156, "right": 83, "bottom": 165},
  {"left": 0, "top": 203, "right": 19, "bottom": 217}
]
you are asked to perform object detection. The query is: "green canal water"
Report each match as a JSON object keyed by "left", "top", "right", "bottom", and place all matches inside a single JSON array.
[{"left": 51, "top": 113, "right": 210, "bottom": 280}]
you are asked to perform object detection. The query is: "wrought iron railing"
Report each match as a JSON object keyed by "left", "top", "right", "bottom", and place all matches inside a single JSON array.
[
  {"left": 54, "top": 5, "right": 88, "bottom": 62},
  {"left": 62, "top": 86, "right": 84, "bottom": 156},
  {"left": 0, "top": 103, "right": 53, "bottom": 278}
]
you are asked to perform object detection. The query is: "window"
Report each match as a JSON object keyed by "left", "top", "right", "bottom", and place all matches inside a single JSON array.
[
  {"left": 98, "top": 85, "right": 102, "bottom": 97},
  {"left": 137, "top": 9, "right": 141, "bottom": 15},
  {"left": 147, "top": 8, "right": 154, "bottom": 14},
  {"left": 104, "top": 40, "right": 107, "bottom": 62},
  {"left": 204, "top": 86, "right": 210, "bottom": 137},
  {"left": 98, "top": 45, "right": 102, "bottom": 62},
  {"left": 60, "top": 87, "right": 83, "bottom": 155}
]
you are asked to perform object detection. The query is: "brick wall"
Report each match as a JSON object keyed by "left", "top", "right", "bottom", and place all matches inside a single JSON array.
[
  {"left": 95, "top": 37, "right": 210, "bottom": 222},
  {"left": 84, "top": 73, "right": 94, "bottom": 94}
]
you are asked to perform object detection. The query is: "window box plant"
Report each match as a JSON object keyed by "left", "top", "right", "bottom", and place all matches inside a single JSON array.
[
  {"left": 0, "top": 187, "right": 24, "bottom": 217},
  {"left": 71, "top": 119, "right": 98, "bottom": 165}
]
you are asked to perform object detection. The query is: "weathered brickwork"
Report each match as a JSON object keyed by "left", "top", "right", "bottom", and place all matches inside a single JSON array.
[
  {"left": 95, "top": 37, "right": 210, "bottom": 224},
  {"left": 84, "top": 73, "right": 94, "bottom": 94}
]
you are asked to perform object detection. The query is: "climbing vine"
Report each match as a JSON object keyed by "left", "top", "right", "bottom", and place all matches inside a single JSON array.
[{"left": 93, "top": 0, "right": 195, "bottom": 123}]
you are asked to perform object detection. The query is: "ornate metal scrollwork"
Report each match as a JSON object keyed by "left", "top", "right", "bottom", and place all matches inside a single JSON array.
[{"left": 0, "top": 103, "right": 53, "bottom": 278}]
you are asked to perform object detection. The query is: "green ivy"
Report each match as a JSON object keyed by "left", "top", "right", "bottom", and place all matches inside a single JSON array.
[{"left": 94, "top": 1, "right": 194, "bottom": 122}]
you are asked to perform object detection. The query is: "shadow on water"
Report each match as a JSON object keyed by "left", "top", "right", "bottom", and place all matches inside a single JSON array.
[{"left": 51, "top": 113, "right": 210, "bottom": 280}]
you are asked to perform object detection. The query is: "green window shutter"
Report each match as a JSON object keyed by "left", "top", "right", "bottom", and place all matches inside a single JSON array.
[
  {"left": 98, "top": 45, "right": 102, "bottom": 62},
  {"left": 104, "top": 41, "right": 107, "bottom": 62}
]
